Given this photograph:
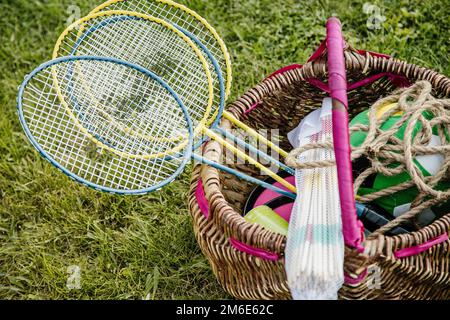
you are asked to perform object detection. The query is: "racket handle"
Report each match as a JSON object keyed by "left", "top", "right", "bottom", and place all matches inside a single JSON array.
[
  {"left": 355, "top": 203, "right": 409, "bottom": 235},
  {"left": 214, "top": 127, "right": 294, "bottom": 175},
  {"left": 192, "top": 154, "right": 296, "bottom": 199},
  {"left": 222, "top": 111, "right": 289, "bottom": 158},
  {"left": 203, "top": 127, "right": 297, "bottom": 193}
]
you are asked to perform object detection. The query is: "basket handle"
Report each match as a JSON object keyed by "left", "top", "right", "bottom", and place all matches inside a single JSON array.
[
  {"left": 394, "top": 232, "right": 449, "bottom": 259},
  {"left": 326, "top": 17, "right": 364, "bottom": 252}
]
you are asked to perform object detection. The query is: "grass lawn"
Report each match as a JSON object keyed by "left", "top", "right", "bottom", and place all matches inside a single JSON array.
[{"left": 0, "top": 0, "right": 448, "bottom": 299}]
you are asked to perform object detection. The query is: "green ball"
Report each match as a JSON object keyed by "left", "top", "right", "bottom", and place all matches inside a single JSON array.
[{"left": 350, "top": 103, "right": 449, "bottom": 223}]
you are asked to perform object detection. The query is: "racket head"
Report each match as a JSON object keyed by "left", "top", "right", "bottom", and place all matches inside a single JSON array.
[
  {"left": 17, "top": 55, "right": 193, "bottom": 194},
  {"left": 53, "top": 10, "right": 214, "bottom": 147},
  {"left": 90, "top": 0, "right": 232, "bottom": 98}
]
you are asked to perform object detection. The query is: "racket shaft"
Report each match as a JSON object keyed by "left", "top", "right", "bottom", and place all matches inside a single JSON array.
[
  {"left": 222, "top": 111, "right": 289, "bottom": 158},
  {"left": 203, "top": 127, "right": 296, "bottom": 192},
  {"left": 191, "top": 154, "right": 295, "bottom": 199},
  {"left": 215, "top": 127, "right": 294, "bottom": 175}
]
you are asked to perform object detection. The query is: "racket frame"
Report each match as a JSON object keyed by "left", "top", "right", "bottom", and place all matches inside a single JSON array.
[
  {"left": 53, "top": 10, "right": 214, "bottom": 151},
  {"left": 90, "top": 0, "right": 233, "bottom": 98},
  {"left": 17, "top": 55, "right": 194, "bottom": 195}
]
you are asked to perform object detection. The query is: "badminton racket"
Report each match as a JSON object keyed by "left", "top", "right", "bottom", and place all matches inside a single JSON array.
[
  {"left": 18, "top": 56, "right": 191, "bottom": 193},
  {"left": 17, "top": 56, "right": 295, "bottom": 198},
  {"left": 53, "top": 10, "right": 214, "bottom": 147},
  {"left": 54, "top": 11, "right": 295, "bottom": 186},
  {"left": 91, "top": 0, "right": 289, "bottom": 157},
  {"left": 90, "top": 0, "right": 232, "bottom": 98}
]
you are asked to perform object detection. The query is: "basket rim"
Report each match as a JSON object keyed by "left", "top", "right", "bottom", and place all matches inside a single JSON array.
[{"left": 195, "top": 51, "right": 450, "bottom": 259}]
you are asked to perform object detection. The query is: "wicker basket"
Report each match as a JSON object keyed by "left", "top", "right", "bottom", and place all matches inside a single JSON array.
[{"left": 188, "top": 19, "right": 450, "bottom": 300}]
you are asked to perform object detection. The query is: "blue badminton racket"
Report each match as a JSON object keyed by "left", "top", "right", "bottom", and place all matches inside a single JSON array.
[{"left": 17, "top": 55, "right": 295, "bottom": 198}]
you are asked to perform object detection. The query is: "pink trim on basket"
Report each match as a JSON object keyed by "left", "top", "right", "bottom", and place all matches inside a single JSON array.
[
  {"left": 356, "top": 49, "right": 391, "bottom": 59},
  {"left": 266, "top": 64, "right": 302, "bottom": 80},
  {"left": 347, "top": 72, "right": 410, "bottom": 90},
  {"left": 196, "top": 179, "right": 279, "bottom": 261},
  {"left": 308, "top": 39, "right": 391, "bottom": 63},
  {"left": 344, "top": 269, "right": 368, "bottom": 285},
  {"left": 308, "top": 39, "right": 328, "bottom": 62},
  {"left": 394, "top": 233, "right": 449, "bottom": 259},
  {"left": 307, "top": 79, "right": 331, "bottom": 93},
  {"left": 230, "top": 238, "right": 280, "bottom": 261},
  {"left": 195, "top": 179, "right": 210, "bottom": 219},
  {"left": 242, "top": 48, "right": 396, "bottom": 117},
  {"left": 244, "top": 78, "right": 328, "bottom": 115},
  {"left": 243, "top": 102, "right": 262, "bottom": 115}
]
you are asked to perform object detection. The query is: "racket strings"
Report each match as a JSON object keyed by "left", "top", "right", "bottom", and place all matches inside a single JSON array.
[
  {"left": 62, "top": 61, "right": 185, "bottom": 155},
  {"left": 89, "top": 6, "right": 225, "bottom": 126},
  {"left": 99, "top": 0, "right": 227, "bottom": 81},
  {"left": 55, "top": 13, "right": 215, "bottom": 142},
  {"left": 44, "top": 62, "right": 184, "bottom": 154},
  {"left": 21, "top": 59, "right": 188, "bottom": 191}
]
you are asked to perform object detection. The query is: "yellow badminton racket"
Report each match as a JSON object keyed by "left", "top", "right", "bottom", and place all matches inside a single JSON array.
[
  {"left": 53, "top": 11, "right": 294, "bottom": 190},
  {"left": 90, "top": 0, "right": 289, "bottom": 157},
  {"left": 53, "top": 10, "right": 213, "bottom": 145}
]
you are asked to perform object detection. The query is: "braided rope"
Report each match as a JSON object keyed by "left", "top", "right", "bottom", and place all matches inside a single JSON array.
[{"left": 287, "top": 81, "right": 450, "bottom": 236}]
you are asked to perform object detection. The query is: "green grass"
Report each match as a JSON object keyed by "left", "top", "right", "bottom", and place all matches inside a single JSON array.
[{"left": 0, "top": 0, "right": 448, "bottom": 299}]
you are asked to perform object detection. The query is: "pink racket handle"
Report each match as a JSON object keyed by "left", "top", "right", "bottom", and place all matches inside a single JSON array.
[{"left": 326, "top": 18, "right": 364, "bottom": 251}]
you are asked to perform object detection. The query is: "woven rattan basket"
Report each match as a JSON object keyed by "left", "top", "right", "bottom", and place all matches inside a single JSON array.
[{"left": 188, "top": 19, "right": 450, "bottom": 300}]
